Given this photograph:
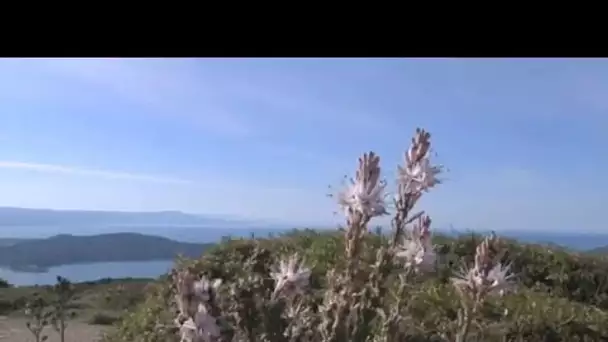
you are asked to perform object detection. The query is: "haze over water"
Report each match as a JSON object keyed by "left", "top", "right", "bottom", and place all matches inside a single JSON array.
[{"left": 0, "top": 260, "right": 174, "bottom": 286}]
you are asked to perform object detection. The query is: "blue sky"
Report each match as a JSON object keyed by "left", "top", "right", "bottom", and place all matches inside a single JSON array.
[{"left": 0, "top": 58, "right": 606, "bottom": 232}]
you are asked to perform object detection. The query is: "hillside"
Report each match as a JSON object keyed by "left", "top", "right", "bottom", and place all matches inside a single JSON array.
[
  {"left": 103, "top": 229, "right": 608, "bottom": 342},
  {"left": 0, "top": 238, "right": 36, "bottom": 247},
  {"left": 0, "top": 233, "right": 213, "bottom": 269},
  {"left": 587, "top": 245, "right": 608, "bottom": 254}
]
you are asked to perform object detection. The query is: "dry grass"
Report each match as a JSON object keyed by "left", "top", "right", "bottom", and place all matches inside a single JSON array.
[
  {"left": 0, "top": 278, "right": 150, "bottom": 342},
  {"left": 0, "top": 316, "right": 110, "bottom": 342},
  {"left": 0, "top": 278, "right": 149, "bottom": 319}
]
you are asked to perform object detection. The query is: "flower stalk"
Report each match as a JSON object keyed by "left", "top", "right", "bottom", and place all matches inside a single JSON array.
[
  {"left": 452, "top": 234, "right": 515, "bottom": 342},
  {"left": 161, "top": 126, "right": 519, "bottom": 342}
]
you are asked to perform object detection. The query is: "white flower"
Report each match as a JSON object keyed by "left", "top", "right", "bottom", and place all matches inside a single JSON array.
[
  {"left": 175, "top": 271, "right": 198, "bottom": 318},
  {"left": 398, "top": 129, "right": 442, "bottom": 194},
  {"left": 486, "top": 262, "right": 515, "bottom": 296},
  {"left": 174, "top": 271, "right": 223, "bottom": 342},
  {"left": 398, "top": 158, "right": 442, "bottom": 193},
  {"left": 452, "top": 236, "right": 500, "bottom": 297},
  {"left": 193, "top": 276, "right": 222, "bottom": 302},
  {"left": 179, "top": 305, "right": 221, "bottom": 342},
  {"left": 271, "top": 254, "right": 311, "bottom": 297},
  {"left": 394, "top": 237, "right": 436, "bottom": 272},
  {"left": 395, "top": 229, "right": 437, "bottom": 271},
  {"left": 337, "top": 152, "right": 387, "bottom": 219},
  {"left": 179, "top": 318, "right": 198, "bottom": 342},
  {"left": 338, "top": 179, "right": 387, "bottom": 218},
  {"left": 174, "top": 272, "right": 222, "bottom": 319},
  {"left": 395, "top": 216, "right": 436, "bottom": 272},
  {"left": 194, "top": 304, "right": 221, "bottom": 342},
  {"left": 451, "top": 267, "right": 483, "bottom": 293},
  {"left": 451, "top": 262, "right": 514, "bottom": 297}
]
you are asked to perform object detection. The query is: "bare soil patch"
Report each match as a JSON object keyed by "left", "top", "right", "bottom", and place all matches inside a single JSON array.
[{"left": 0, "top": 316, "right": 111, "bottom": 342}]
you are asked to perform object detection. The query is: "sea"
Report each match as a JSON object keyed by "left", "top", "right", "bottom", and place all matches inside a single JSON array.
[
  {"left": 2, "top": 226, "right": 608, "bottom": 286},
  {"left": 0, "top": 260, "right": 175, "bottom": 286},
  {"left": 0, "top": 226, "right": 289, "bottom": 286}
]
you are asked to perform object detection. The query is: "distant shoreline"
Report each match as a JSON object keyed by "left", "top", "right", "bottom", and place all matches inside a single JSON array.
[
  {"left": 2, "top": 258, "right": 178, "bottom": 273},
  {"left": 6, "top": 264, "right": 49, "bottom": 273},
  {"left": 0, "top": 260, "right": 175, "bottom": 286},
  {"left": 0, "top": 232, "right": 213, "bottom": 272}
]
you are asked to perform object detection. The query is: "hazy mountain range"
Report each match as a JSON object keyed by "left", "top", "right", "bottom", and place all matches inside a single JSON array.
[
  {"left": 1, "top": 229, "right": 608, "bottom": 273},
  {"left": 0, "top": 207, "right": 291, "bottom": 241},
  {"left": 0, "top": 207, "right": 265, "bottom": 228},
  {"left": 1, "top": 207, "right": 608, "bottom": 252},
  {"left": 0, "top": 233, "right": 213, "bottom": 271}
]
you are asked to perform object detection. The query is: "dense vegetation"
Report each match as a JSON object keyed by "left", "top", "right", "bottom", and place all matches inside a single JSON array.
[
  {"left": 587, "top": 245, "right": 608, "bottom": 255},
  {"left": 6, "top": 228, "right": 608, "bottom": 341},
  {"left": 0, "top": 233, "right": 213, "bottom": 269},
  {"left": 98, "top": 229, "right": 608, "bottom": 342},
  {"left": 0, "top": 277, "right": 152, "bottom": 319},
  {"left": 0, "top": 276, "right": 153, "bottom": 342}
]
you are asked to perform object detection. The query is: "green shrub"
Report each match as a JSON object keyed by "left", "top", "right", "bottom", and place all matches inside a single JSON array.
[
  {"left": 0, "top": 278, "right": 11, "bottom": 288},
  {"left": 89, "top": 312, "right": 121, "bottom": 326}
]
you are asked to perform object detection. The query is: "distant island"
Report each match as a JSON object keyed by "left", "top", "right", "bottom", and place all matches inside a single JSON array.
[
  {"left": 587, "top": 245, "right": 608, "bottom": 255},
  {"left": 0, "top": 237, "right": 36, "bottom": 247},
  {"left": 0, "top": 206, "right": 292, "bottom": 242},
  {"left": 0, "top": 207, "right": 295, "bottom": 272},
  {"left": 0, "top": 232, "right": 214, "bottom": 271},
  {"left": 1, "top": 207, "right": 608, "bottom": 272}
]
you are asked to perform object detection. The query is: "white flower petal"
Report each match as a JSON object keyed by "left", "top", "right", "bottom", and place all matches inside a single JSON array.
[{"left": 271, "top": 255, "right": 311, "bottom": 297}]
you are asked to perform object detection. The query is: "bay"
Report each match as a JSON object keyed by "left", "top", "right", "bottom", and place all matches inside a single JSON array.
[{"left": 0, "top": 260, "right": 175, "bottom": 286}]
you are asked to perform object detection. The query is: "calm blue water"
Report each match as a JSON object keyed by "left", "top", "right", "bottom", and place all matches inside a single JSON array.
[{"left": 0, "top": 260, "right": 175, "bottom": 286}]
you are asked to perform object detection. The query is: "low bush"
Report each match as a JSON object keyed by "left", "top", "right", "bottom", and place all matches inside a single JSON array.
[{"left": 89, "top": 312, "right": 121, "bottom": 326}]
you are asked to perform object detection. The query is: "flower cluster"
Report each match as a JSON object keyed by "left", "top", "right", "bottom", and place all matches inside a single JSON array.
[
  {"left": 390, "top": 129, "right": 443, "bottom": 249},
  {"left": 173, "top": 270, "right": 222, "bottom": 342},
  {"left": 394, "top": 215, "right": 436, "bottom": 273},
  {"left": 270, "top": 254, "right": 312, "bottom": 298},
  {"left": 452, "top": 234, "right": 515, "bottom": 299},
  {"left": 333, "top": 128, "right": 444, "bottom": 275},
  {"left": 337, "top": 151, "right": 388, "bottom": 222},
  {"left": 161, "top": 127, "right": 517, "bottom": 342},
  {"left": 397, "top": 128, "right": 442, "bottom": 195}
]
